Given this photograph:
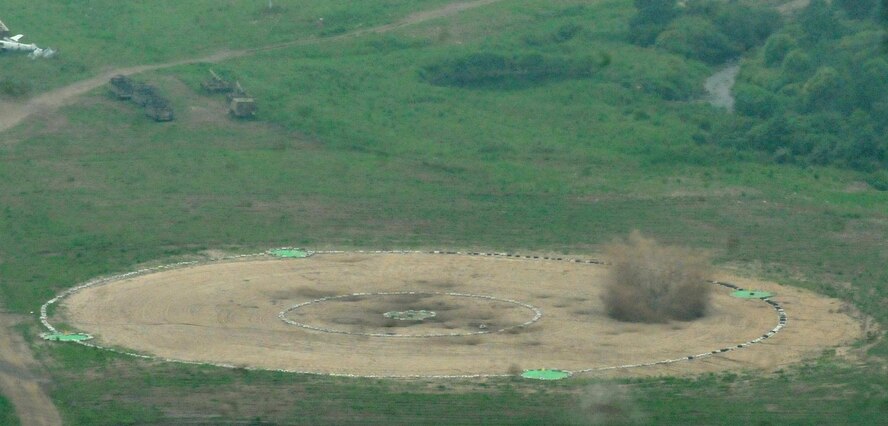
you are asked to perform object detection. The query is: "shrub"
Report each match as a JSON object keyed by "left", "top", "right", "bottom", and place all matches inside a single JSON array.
[
  {"left": 835, "top": 0, "right": 878, "bottom": 19},
  {"left": 0, "top": 78, "right": 32, "bottom": 98},
  {"left": 734, "top": 83, "right": 780, "bottom": 118},
  {"left": 855, "top": 58, "right": 888, "bottom": 110},
  {"left": 655, "top": 16, "right": 739, "bottom": 64},
  {"left": 866, "top": 170, "right": 888, "bottom": 191},
  {"left": 634, "top": 0, "right": 780, "bottom": 57},
  {"left": 763, "top": 34, "right": 796, "bottom": 66},
  {"left": 628, "top": 0, "right": 679, "bottom": 46},
  {"left": 628, "top": 56, "right": 705, "bottom": 100},
  {"left": 601, "top": 231, "right": 712, "bottom": 323},
  {"left": 782, "top": 49, "right": 813, "bottom": 78},
  {"left": 712, "top": 4, "right": 782, "bottom": 50},
  {"left": 802, "top": 66, "right": 844, "bottom": 111},
  {"left": 800, "top": 0, "right": 843, "bottom": 41}
]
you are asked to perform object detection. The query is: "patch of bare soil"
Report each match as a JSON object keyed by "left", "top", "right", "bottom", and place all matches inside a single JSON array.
[
  {"left": 57, "top": 253, "right": 862, "bottom": 377},
  {"left": 0, "top": 313, "right": 62, "bottom": 426}
]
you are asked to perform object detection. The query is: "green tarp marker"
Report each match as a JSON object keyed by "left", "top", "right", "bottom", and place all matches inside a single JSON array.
[
  {"left": 269, "top": 248, "right": 311, "bottom": 258},
  {"left": 731, "top": 290, "right": 773, "bottom": 299},
  {"left": 40, "top": 332, "right": 92, "bottom": 342},
  {"left": 521, "top": 369, "right": 571, "bottom": 380}
]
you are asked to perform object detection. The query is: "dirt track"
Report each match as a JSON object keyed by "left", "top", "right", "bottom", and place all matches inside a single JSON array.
[
  {"left": 57, "top": 253, "right": 861, "bottom": 377},
  {"left": 0, "top": 313, "right": 62, "bottom": 426}
]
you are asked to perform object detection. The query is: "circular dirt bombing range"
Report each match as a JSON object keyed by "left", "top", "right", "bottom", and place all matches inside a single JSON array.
[{"left": 53, "top": 252, "right": 862, "bottom": 378}]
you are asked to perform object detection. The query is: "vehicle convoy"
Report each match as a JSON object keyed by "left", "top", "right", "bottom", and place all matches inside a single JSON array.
[{"left": 108, "top": 76, "right": 174, "bottom": 122}]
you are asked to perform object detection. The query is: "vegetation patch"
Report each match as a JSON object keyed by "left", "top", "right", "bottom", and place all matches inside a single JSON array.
[
  {"left": 629, "top": 0, "right": 781, "bottom": 63},
  {"left": 0, "top": 77, "right": 32, "bottom": 98},
  {"left": 699, "top": 0, "right": 886, "bottom": 178}
]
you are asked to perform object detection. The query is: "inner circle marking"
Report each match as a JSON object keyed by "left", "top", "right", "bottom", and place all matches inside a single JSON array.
[{"left": 279, "top": 291, "right": 543, "bottom": 337}]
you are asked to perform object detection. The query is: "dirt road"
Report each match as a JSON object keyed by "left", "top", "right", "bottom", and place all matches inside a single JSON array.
[
  {"left": 0, "top": 0, "right": 503, "bottom": 135},
  {"left": 0, "top": 313, "right": 61, "bottom": 426}
]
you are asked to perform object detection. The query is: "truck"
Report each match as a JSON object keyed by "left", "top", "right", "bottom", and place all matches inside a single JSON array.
[
  {"left": 227, "top": 81, "right": 256, "bottom": 118},
  {"left": 109, "top": 75, "right": 135, "bottom": 100}
]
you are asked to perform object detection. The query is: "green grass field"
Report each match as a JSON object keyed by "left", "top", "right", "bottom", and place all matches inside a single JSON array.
[{"left": 1, "top": 0, "right": 886, "bottom": 424}]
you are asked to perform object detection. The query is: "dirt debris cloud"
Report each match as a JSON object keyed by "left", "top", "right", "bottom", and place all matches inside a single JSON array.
[{"left": 602, "top": 231, "right": 712, "bottom": 323}]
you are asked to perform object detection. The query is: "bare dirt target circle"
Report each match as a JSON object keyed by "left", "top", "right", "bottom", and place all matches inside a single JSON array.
[{"left": 49, "top": 252, "right": 862, "bottom": 378}]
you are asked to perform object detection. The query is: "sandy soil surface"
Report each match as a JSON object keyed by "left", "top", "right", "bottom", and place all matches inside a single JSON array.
[
  {"left": 57, "top": 253, "right": 862, "bottom": 377},
  {"left": 0, "top": 312, "right": 62, "bottom": 426}
]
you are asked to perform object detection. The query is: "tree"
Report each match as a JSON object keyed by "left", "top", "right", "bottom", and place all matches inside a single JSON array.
[
  {"left": 712, "top": 3, "right": 782, "bottom": 51},
  {"left": 745, "top": 113, "right": 792, "bottom": 152},
  {"left": 734, "top": 83, "right": 780, "bottom": 118},
  {"left": 855, "top": 58, "right": 888, "bottom": 110},
  {"left": 800, "top": 0, "right": 843, "bottom": 41},
  {"left": 655, "top": 16, "right": 739, "bottom": 63},
  {"left": 632, "top": 0, "right": 679, "bottom": 25},
  {"left": 841, "top": 110, "right": 885, "bottom": 170},
  {"left": 834, "top": 0, "right": 878, "bottom": 20},
  {"left": 629, "top": 0, "right": 679, "bottom": 45},
  {"left": 781, "top": 49, "right": 812, "bottom": 79},
  {"left": 763, "top": 34, "right": 796, "bottom": 66},
  {"left": 802, "top": 66, "right": 844, "bottom": 111}
]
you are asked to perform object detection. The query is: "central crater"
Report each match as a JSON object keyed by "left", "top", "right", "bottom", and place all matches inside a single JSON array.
[{"left": 280, "top": 291, "right": 542, "bottom": 337}]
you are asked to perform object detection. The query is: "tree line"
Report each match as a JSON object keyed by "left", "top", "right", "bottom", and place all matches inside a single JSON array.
[{"left": 630, "top": 0, "right": 886, "bottom": 187}]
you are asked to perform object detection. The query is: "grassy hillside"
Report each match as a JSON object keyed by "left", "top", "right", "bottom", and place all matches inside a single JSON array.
[
  {"left": 1, "top": 0, "right": 886, "bottom": 424},
  {"left": 0, "top": 0, "right": 453, "bottom": 94}
]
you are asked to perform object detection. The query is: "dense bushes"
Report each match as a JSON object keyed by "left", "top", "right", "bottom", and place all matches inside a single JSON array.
[
  {"left": 420, "top": 52, "right": 608, "bottom": 89},
  {"left": 655, "top": 16, "right": 737, "bottom": 63},
  {"left": 763, "top": 34, "right": 795, "bottom": 66},
  {"left": 629, "top": 0, "right": 781, "bottom": 63},
  {"left": 628, "top": 0, "right": 679, "bottom": 46},
  {"left": 835, "top": 0, "right": 880, "bottom": 19},
  {"left": 734, "top": 83, "right": 780, "bottom": 118},
  {"left": 701, "top": 1, "right": 887, "bottom": 177}
]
